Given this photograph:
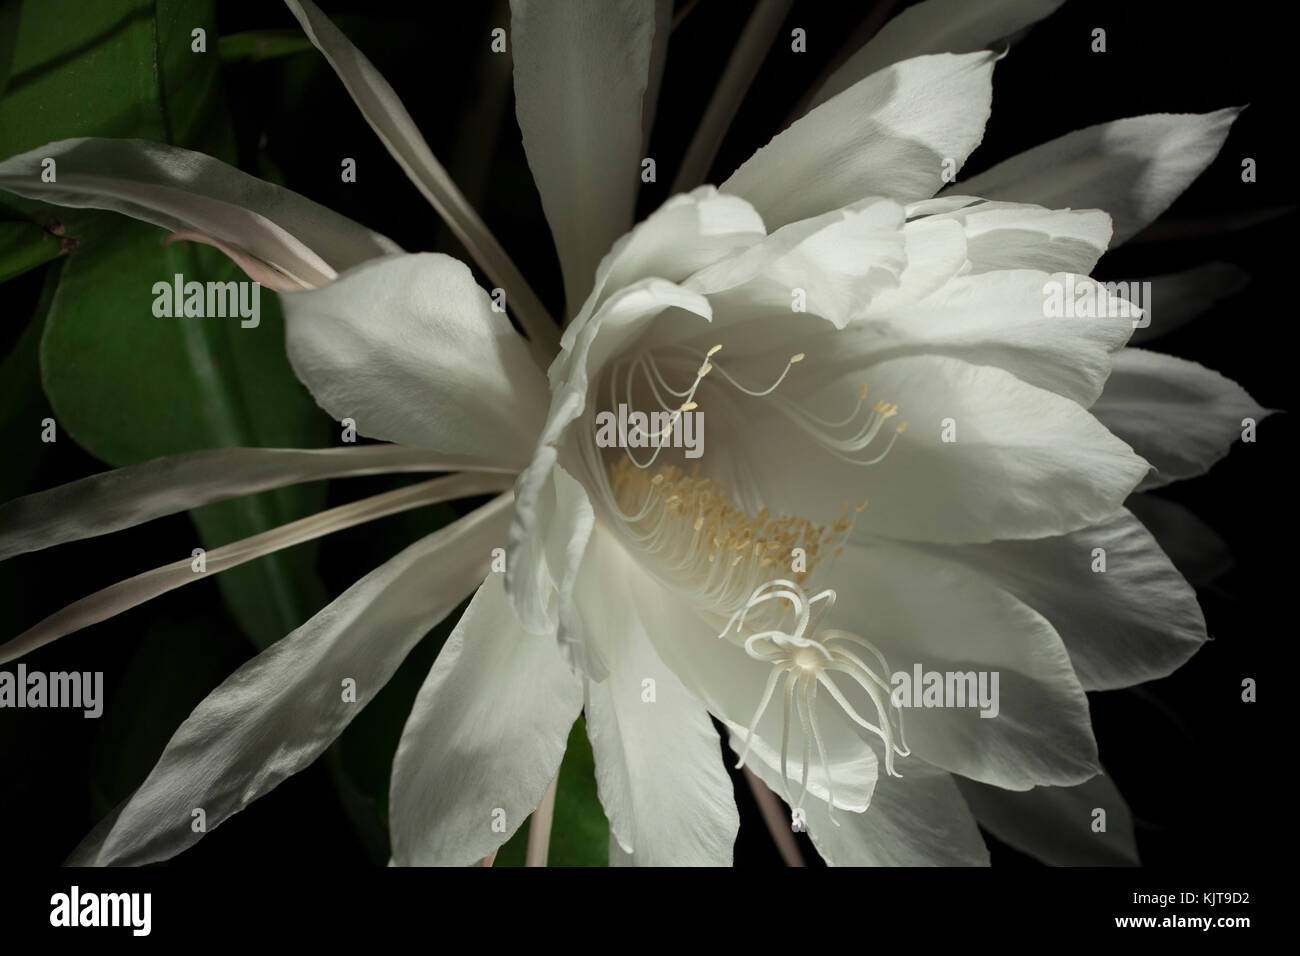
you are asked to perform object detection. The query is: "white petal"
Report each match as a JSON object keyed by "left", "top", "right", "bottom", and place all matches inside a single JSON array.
[
  {"left": 1091, "top": 348, "right": 1267, "bottom": 489},
  {"left": 722, "top": 52, "right": 995, "bottom": 227},
  {"left": 845, "top": 269, "right": 1132, "bottom": 406},
  {"left": 957, "top": 110, "right": 1240, "bottom": 245},
  {"left": 906, "top": 508, "right": 1206, "bottom": 691},
  {"left": 281, "top": 253, "right": 549, "bottom": 461},
  {"left": 916, "top": 200, "right": 1114, "bottom": 274},
  {"left": 0, "top": 137, "right": 399, "bottom": 285},
  {"left": 742, "top": 748, "right": 988, "bottom": 866},
  {"left": 285, "top": 0, "right": 555, "bottom": 348},
  {"left": 754, "top": 354, "right": 1148, "bottom": 542},
  {"left": 828, "top": 540, "right": 1100, "bottom": 789},
  {"left": 0, "top": 445, "right": 512, "bottom": 563},
  {"left": 69, "top": 495, "right": 513, "bottom": 866},
  {"left": 388, "top": 573, "right": 583, "bottom": 867},
  {"left": 685, "top": 197, "right": 907, "bottom": 330},
  {"left": 560, "top": 185, "right": 764, "bottom": 348},
  {"left": 510, "top": 0, "right": 659, "bottom": 313},
  {"left": 579, "top": 528, "right": 738, "bottom": 864},
  {"left": 958, "top": 772, "right": 1140, "bottom": 865},
  {"left": 810, "top": 0, "right": 1065, "bottom": 109}
]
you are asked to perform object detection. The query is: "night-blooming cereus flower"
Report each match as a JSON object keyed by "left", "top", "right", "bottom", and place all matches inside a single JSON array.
[{"left": 0, "top": 0, "right": 1267, "bottom": 867}]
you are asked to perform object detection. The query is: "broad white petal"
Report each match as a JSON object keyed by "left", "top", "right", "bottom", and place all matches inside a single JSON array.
[
  {"left": 839, "top": 270, "right": 1132, "bottom": 406},
  {"left": 511, "top": 0, "right": 659, "bottom": 313},
  {"left": 0, "top": 137, "right": 399, "bottom": 285},
  {"left": 958, "top": 771, "right": 1139, "bottom": 865},
  {"left": 685, "top": 197, "right": 907, "bottom": 330},
  {"left": 827, "top": 540, "right": 1100, "bottom": 789},
  {"left": 742, "top": 747, "right": 988, "bottom": 866},
  {"left": 389, "top": 573, "right": 583, "bottom": 867},
  {"left": 69, "top": 495, "right": 513, "bottom": 866},
  {"left": 281, "top": 253, "right": 549, "bottom": 461},
  {"left": 1091, "top": 348, "right": 1267, "bottom": 489},
  {"left": 957, "top": 110, "right": 1240, "bottom": 245},
  {"left": 906, "top": 508, "right": 1206, "bottom": 691},
  {"left": 579, "top": 527, "right": 738, "bottom": 864},
  {"left": 810, "top": 0, "right": 1065, "bottom": 109},
  {"left": 916, "top": 200, "right": 1113, "bottom": 274},
  {"left": 722, "top": 52, "right": 995, "bottom": 227},
  {"left": 750, "top": 354, "right": 1148, "bottom": 542},
  {"left": 0, "top": 445, "right": 512, "bottom": 563}
]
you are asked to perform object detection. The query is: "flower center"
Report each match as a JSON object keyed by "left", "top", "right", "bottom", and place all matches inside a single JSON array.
[{"left": 578, "top": 342, "right": 913, "bottom": 813}]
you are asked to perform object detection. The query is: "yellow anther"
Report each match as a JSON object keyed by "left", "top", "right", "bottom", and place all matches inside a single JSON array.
[
  {"left": 896, "top": 420, "right": 908, "bottom": 434},
  {"left": 681, "top": 401, "right": 698, "bottom": 411},
  {"left": 858, "top": 383, "right": 868, "bottom": 399},
  {"left": 789, "top": 352, "right": 805, "bottom": 364},
  {"left": 707, "top": 343, "right": 723, "bottom": 357}
]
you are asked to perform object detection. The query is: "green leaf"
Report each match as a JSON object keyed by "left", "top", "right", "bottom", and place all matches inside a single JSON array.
[
  {"left": 0, "top": 219, "right": 64, "bottom": 284},
  {"left": 219, "top": 29, "right": 315, "bottom": 64},
  {"left": 40, "top": 222, "right": 331, "bottom": 645},
  {"left": 495, "top": 714, "right": 610, "bottom": 866},
  {"left": 1, "top": 0, "right": 334, "bottom": 647}
]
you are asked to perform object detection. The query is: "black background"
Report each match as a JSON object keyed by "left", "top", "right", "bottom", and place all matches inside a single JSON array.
[{"left": 1, "top": 0, "right": 1290, "bottom": 873}]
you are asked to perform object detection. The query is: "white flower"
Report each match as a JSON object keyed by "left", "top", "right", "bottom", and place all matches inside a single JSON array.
[{"left": 0, "top": 0, "right": 1266, "bottom": 867}]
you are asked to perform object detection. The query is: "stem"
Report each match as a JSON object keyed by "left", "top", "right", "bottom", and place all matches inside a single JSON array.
[
  {"left": 743, "top": 765, "right": 805, "bottom": 867},
  {"left": 525, "top": 772, "right": 560, "bottom": 867}
]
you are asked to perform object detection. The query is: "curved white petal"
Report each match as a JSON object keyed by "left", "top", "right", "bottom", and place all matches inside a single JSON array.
[
  {"left": 958, "top": 771, "right": 1140, "bottom": 865},
  {"left": 69, "top": 494, "right": 513, "bottom": 866},
  {"left": 0, "top": 137, "right": 399, "bottom": 285},
  {"left": 904, "top": 508, "right": 1206, "bottom": 691},
  {"left": 0, "top": 445, "right": 512, "bottom": 563},
  {"left": 722, "top": 52, "right": 995, "bottom": 227},
  {"left": 911, "top": 200, "right": 1113, "bottom": 275},
  {"left": 388, "top": 572, "right": 583, "bottom": 867},
  {"left": 827, "top": 540, "right": 1100, "bottom": 790},
  {"left": 810, "top": 0, "right": 1065, "bottom": 109},
  {"left": 281, "top": 253, "right": 549, "bottom": 461},
  {"left": 840, "top": 269, "right": 1132, "bottom": 406},
  {"left": 285, "top": 0, "right": 555, "bottom": 349},
  {"left": 1091, "top": 348, "right": 1268, "bottom": 489},
  {"left": 507, "top": 279, "right": 712, "bottom": 634},
  {"left": 560, "top": 186, "right": 764, "bottom": 344},
  {"left": 742, "top": 746, "right": 988, "bottom": 866},
  {"left": 685, "top": 197, "right": 907, "bottom": 330},
  {"left": 579, "top": 528, "right": 738, "bottom": 864},
  {"left": 957, "top": 109, "right": 1240, "bottom": 245},
  {"left": 511, "top": 0, "right": 660, "bottom": 313},
  {"left": 753, "top": 354, "right": 1147, "bottom": 542}
]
